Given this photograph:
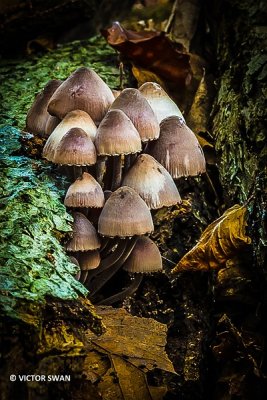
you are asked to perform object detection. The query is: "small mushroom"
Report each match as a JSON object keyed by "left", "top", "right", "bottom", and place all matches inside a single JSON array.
[
  {"left": 43, "top": 109, "right": 97, "bottom": 161},
  {"left": 78, "top": 250, "right": 101, "bottom": 284},
  {"left": 64, "top": 172, "right": 104, "bottom": 208},
  {"left": 110, "top": 88, "right": 160, "bottom": 143},
  {"left": 26, "top": 79, "right": 62, "bottom": 136},
  {"left": 66, "top": 212, "right": 101, "bottom": 252},
  {"left": 48, "top": 67, "right": 114, "bottom": 124},
  {"left": 51, "top": 128, "right": 97, "bottom": 167},
  {"left": 98, "top": 236, "right": 162, "bottom": 305},
  {"left": 95, "top": 109, "right": 142, "bottom": 190},
  {"left": 146, "top": 116, "right": 206, "bottom": 178},
  {"left": 98, "top": 186, "right": 154, "bottom": 238},
  {"left": 122, "top": 154, "right": 181, "bottom": 209},
  {"left": 139, "top": 82, "right": 185, "bottom": 123}
]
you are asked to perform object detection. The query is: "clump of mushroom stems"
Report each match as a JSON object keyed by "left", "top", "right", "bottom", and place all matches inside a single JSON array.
[{"left": 26, "top": 67, "right": 206, "bottom": 304}]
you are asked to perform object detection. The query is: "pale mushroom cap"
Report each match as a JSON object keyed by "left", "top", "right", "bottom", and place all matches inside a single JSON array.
[
  {"left": 110, "top": 88, "right": 160, "bottom": 142},
  {"left": 64, "top": 172, "right": 105, "bottom": 208},
  {"left": 139, "top": 82, "right": 185, "bottom": 123},
  {"left": 123, "top": 236, "right": 163, "bottom": 273},
  {"left": 43, "top": 110, "right": 97, "bottom": 160},
  {"left": 79, "top": 250, "right": 101, "bottom": 270},
  {"left": 95, "top": 109, "right": 142, "bottom": 156},
  {"left": 47, "top": 67, "right": 114, "bottom": 124},
  {"left": 146, "top": 116, "right": 206, "bottom": 178},
  {"left": 26, "top": 79, "right": 62, "bottom": 136},
  {"left": 98, "top": 186, "right": 154, "bottom": 237},
  {"left": 122, "top": 154, "right": 181, "bottom": 209},
  {"left": 66, "top": 212, "right": 101, "bottom": 252},
  {"left": 52, "top": 127, "right": 97, "bottom": 166}
]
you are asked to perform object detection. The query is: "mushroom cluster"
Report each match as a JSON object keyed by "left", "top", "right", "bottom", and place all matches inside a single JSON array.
[{"left": 26, "top": 67, "right": 206, "bottom": 304}]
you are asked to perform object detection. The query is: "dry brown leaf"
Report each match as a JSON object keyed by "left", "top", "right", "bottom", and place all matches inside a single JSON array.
[
  {"left": 172, "top": 205, "right": 252, "bottom": 273},
  {"left": 83, "top": 306, "right": 175, "bottom": 400},
  {"left": 101, "top": 22, "right": 192, "bottom": 98}
]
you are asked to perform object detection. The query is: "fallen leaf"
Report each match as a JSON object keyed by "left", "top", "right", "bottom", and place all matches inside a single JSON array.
[
  {"left": 101, "top": 22, "right": 192, "bottom": 98},
  {"left": 172, "top": 205, "right": 252, "bottom": 273},
  {"left": 83, "top": 306, "right": 175, "bottom": 400}
]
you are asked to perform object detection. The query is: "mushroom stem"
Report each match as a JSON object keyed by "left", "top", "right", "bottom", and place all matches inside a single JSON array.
[
  {"left": 111, "top": 155, "right": 122, "bottom": 191},
  {"left": 86, "top": 239, "right": 128, "bottom": 287},
  {"left": 88, "top": 237, "right": 137, "bottom": 296},
  {"left": 73, "top": 165, "right": 83, "bottom": 179},
  {"left": 80, "top": 270, "right": 88, "bottom": 284},
  {"left": 103, "top": 157, "right": 113, "bottom": 190},
  {"left": 96, "top": 156, "right": 106, "bottom": 186},
  {"left": 96, "top": 274, "right": 143, "bottom": 305},
  {"left": 123, "top": 154, "right": 131, "bottom": 173},
  {"left": 100, "top": 237, "right": 110, "bottom": 253},
  {"left": 100, "top": 238, "right": 119, "bottom": 258}
]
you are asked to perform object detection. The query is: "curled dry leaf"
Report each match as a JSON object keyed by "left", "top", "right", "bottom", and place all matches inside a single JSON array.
[
  {"left": 101, "top": 22, "right": 192, "bottom": 94},
  {"left": 172, "top": 205, "right": 252, "bottom": 273}
]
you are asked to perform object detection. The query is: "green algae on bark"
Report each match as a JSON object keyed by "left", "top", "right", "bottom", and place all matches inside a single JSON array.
[
  {"left": 0, "top": 36, "right": 119, "bottom": 129},
  {"left": 0, "top": 126, "right": 88, "bottom": 323}
]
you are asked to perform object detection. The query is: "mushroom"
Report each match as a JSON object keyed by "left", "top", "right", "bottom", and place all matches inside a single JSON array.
[
  {"left": 64, "top": 172, "right": 104, "bottom": 208},
  {"left": 44, "top": 115, "right": 61, "bottom": 136},
  {"left": 139, "top": 82, "right": 185, "bottom": 123},
  {"left": 98, "top": 186, "right": 154, "bottom": 238},
  {"left": 78, "top": 250, "right": 101, "bottom": 284},
  {"left": 146, "top": 116, "right": 206, "bottom": 178},
  {"left": 43, "top": 109, "right": 97, "bottom": 161},
  {"left": 98, "top": 236, "right": 163, "bottom": 305},
  {"left": 47, "top": 67, "right": 114, "bottom": 125},
  {"left": 95, "top": 109, "right": 142, "bottom": 190},
  {"left": 26, "top": 79, "right": 62, "bottom": 136},
  {"left": 87, "top": 187, "right": 154, "bottom": 296},
  {"left": 110, "top": 88, "right": 160, "bottom": 143},
  {"left": 122, "top": 154, "right": 181, "bottom": 209},
  {"left": 66, "top": 212, "right": 101, "bottom": 252}
]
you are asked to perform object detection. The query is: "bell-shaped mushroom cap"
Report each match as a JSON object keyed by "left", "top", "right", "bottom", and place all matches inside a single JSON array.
[
  {"left": 79, "top": 250, "right": 100, "bottom": 270},
  {"left": 66, "top": 212, "right": 101, "bottom": 252},
  {"left": 45, "top": 115, "right": 61, "bottom": 136},
  {"left": 110, "top": 88, "right": 160, "bottom": 142},
  {"left": 47, "top": 67, "right": 114, "bottom": 124},
  {"left": 43, "top": 109, "right": 97, "bottom": 161},
  {"left": 123, "top": 236, "right": 163, "bottom": 273},
  {"left": 139, "top": 82, "right": 185, "bottom": 123},
  {"left": 95, "top": 109, "right": 142, "bottom": 156},
  {"left": 64, "top": 172, "right": 104, "bottom": 208},
  {"left": 122, "top": 154, "right": 181, "bottom": 209},
  {"left": 146, "top": 116, "right": 206, "bottom": 178},
  {"left": 26, "top": 79, "right": 62, "bottom": 136},
  {"left": 98, "top": 186, "right": 154, "bottom": 237},
  {"left": 52, "top": 128, "right": 97, "bottom": 165}
]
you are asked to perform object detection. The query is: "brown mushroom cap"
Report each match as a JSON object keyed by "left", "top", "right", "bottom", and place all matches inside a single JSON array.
[
  {"left": 43, "top": 110, "right": 97, "bottom": 161},
  {"left": 47, "top": 67, "right": 114, "bottom": 124},
  {"left": 64, "top": 172, "right": 104, "bottom": 208},
  {"left": 110, "top": 88, "right": 160, "bottom": 142},
  {"left": 146, "top": 116, "right": 206, "bottom": 178},
  {"left": 52, "top": 127, "right": 97, "bottom": 166},
  {"left": 26, "top": 79, "right": 62, "bottom": 136},
  {"left": 79, "top": 250, "right": 101, "bottom": 270},
  {"left": 123, "top": 236, "right": 163, "bottom": 273},
  {"left": 95, "top": 109, "right": 142, "bottom": 156},
  {"left": 66, "top": 212, "right": 101, "bottom": 252},
  {"left": 98, "top": 186, "right": 154, "bottom": 237},
  {"left": 44, "top": 115, "right": 61, "bottom": 136},
  {"left": 139, "top": 82, "right": 185, "bottom": 123},
  {"left": 122, "top": 154, "right": 181, "bottom": 209}
]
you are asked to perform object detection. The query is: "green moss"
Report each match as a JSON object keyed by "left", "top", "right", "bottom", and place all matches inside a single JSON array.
[
  {"left": 0, "top": 36, "right": 119, "bottom": 129},
  {"left": 0, "top": 126, "right": 88, "bottom": 323}
]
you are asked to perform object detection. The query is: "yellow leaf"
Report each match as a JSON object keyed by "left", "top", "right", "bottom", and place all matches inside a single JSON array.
[{"left": 172, "top": 205, "right": 251, "bottom": 273}]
